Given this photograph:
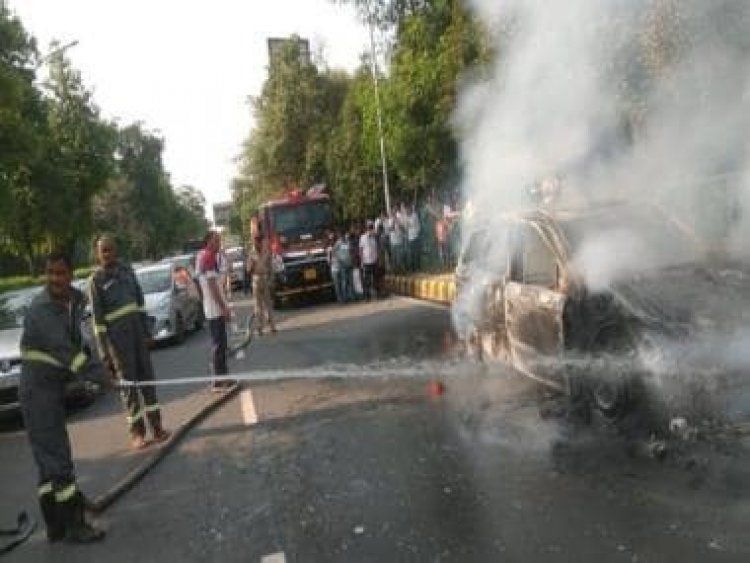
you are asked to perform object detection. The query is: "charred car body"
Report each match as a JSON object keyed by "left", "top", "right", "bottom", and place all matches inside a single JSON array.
[{"left": 454, "top": 202, "right": 750, "bottom": 418}]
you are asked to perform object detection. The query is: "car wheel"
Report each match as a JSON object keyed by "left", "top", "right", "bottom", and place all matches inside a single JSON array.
[{"left": 591, "top": 376, "right": 630, "bottom": 419}]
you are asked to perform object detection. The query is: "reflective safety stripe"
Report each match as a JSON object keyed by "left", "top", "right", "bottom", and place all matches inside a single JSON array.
[
  {"left": 38, "top": 482, "right": 53, "bottom": 496},
  {"left": 54, "top": 483, "right": 77, "bottom": 503},
  {"left": 94, "top": 324, "right": 108, "bottom": 335},
  {"left": 21, "top": 349, "right": 63, "bottom": 369},
  {"left": 126, "top": 409, "right": 145, "bottom": 425},
  {"left": 104, "top": 302, "right": 142, "bottom": 324},
  {"left": 69, "top": 352, "right": 87, "bottom": 373},
  {"left": 145, "top": 403, "right": 160, "bottom": 413}
]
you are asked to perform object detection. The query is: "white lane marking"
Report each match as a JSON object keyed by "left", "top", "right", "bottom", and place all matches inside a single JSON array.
[
  {"left": 240, "top": 388, "right": 258, "bottom": 425},
  {"left": 261, "top": 552, "right": 286, "bottom": 563}
]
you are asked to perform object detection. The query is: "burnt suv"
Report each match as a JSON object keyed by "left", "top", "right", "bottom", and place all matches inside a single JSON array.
[{"left": 454, "top": 202, "right": 750, "bottom": 418}]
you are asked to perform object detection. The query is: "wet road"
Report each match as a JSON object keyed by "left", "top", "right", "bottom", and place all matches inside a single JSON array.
[{"left": 2, "top": 296, "right": 749, "bottom": 562}]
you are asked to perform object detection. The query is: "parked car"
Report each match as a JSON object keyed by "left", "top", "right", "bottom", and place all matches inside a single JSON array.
[
  {"left": 162, "top": 253, "right": 198, "bottom": 272},
  {"left": 0, "top": 287, "right": 103, "bottom": 417},
  {"left": 225, "top": 246, "right": 247, "bottom": 291},
  {"left": 136, "top": 263, "right": 203, "bottom": 344},
  {"left": 454, "top": 201, "right": 750, "bottom": 418}
]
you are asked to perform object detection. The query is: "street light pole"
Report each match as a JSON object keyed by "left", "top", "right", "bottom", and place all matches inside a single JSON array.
[{"left": 367, "top": 8, "right": 391, "bottom": 215}]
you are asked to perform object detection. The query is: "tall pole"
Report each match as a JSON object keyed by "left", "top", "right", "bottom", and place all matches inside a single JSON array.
[{"left": 367, "top": 9, "right": 391, "bottom": 215}]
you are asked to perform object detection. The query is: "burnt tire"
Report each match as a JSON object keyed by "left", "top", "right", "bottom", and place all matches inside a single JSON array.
[{"left": 591, "top": 376, "right": 631, "bottom": 419}]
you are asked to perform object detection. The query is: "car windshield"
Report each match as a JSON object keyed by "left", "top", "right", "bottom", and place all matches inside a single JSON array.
[
  {"left": 137, "top": 268, "right": 172, "bottom": 294},
  {"left": 271, "top": 201, "right": 332, "bottom": 237},
  {"left": 0, "top": 297, "right": 26, "bottom": 330},
  {"left": 168, "top": 255, "right": 195, "bottom": 271}
]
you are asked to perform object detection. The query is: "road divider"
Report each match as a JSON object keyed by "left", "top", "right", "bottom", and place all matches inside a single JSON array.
[{"left": 384, "top": 273, "right": 456, "bottom": 304}]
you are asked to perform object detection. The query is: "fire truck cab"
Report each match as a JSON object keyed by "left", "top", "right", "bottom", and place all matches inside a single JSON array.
[{"left": 255, "top": 189, "right": 334, "bottom": 305}]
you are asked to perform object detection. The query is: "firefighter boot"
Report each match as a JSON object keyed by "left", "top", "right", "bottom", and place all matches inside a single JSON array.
[
  {"left": 38, "top": 491, "right": 65, "bottom": 542},
  {"left": 147, "top": 410, "right": 171, "bottom": 443},
  {"left": 60, "top": 492, "right": 105, "bottom": 544}
]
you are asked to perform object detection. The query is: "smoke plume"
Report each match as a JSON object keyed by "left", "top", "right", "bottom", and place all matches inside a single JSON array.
[{"left": 455, "top": 0, "right": 750, "bottom": 419}]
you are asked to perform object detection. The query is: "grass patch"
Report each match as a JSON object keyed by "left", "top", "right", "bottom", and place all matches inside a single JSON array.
[{"left": 0, "top": 267, "right": 95, "bottom": 295}]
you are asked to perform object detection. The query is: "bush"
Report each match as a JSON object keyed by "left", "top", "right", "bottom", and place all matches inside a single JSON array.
[{"left": 0, "top": 266, "right": 95, "bottom": 295}]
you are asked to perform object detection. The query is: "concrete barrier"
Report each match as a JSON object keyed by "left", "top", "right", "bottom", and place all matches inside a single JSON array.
[{"left": 384, "top": 273, "right": 455, "bottom": 305}]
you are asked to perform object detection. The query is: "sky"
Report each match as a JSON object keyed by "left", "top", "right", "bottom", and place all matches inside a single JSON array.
[{"left": 9, "top": 0, "right": 371, "bottom": 217}]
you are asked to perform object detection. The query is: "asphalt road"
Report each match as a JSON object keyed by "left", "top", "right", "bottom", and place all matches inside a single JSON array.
[{"left": 1, "top": 295, "right": 749, "bottom": 562}]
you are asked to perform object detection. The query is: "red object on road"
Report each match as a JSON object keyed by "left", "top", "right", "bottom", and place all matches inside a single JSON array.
[{"left": 427, "top": 380, "right": 445, "bottom": 398}]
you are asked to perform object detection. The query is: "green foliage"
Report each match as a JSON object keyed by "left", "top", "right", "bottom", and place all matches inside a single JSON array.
[
  {"left": 0, "top": 5, "right": 208, "bottom": 273},
  {"left": 0, "top": 266, "right": 93, "bottom": 295},
  {"left": 93, "top": 124, "right": 208, "bottom": 261},
  {"left": 234, "top": 36, "right": 350, "bottom": 219}
]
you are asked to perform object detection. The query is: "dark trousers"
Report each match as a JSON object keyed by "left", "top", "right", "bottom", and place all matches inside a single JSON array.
[
  {"left": 362, "top": 264, "right": 376, "bottom": 300},
  {"left": 108, "top": 315, "right": 161, "bottom": 436},
  {"left": 20, "top": 368, "right": 75, "bottom": 490},
  {"left": 408, "top": 238, "right": 421, "bottom": 271},
  {"left": 208, "top": 317, "right": 228, "bottom": 376}
]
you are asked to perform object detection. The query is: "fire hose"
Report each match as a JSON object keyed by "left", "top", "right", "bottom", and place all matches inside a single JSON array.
[{"left": 87, "top": 315, "right": 258, "bottom": 513}]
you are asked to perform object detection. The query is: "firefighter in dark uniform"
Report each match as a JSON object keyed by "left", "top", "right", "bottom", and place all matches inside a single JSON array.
[
  {"left": 20, "top": 251, "right": 105, "bottom": 543},
  {"left": 89, "top": 235, "right": 170, "bottom": 449}
]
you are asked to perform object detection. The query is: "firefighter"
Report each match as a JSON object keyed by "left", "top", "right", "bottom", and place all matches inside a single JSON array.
[
  {"left": 247, "top": 233, "right": 276, "bottom": 335},
  {"left": 20, "top": 251, "right": 105, "bottom": 543},
  {"left": 89, "top": 235, "right": 170, "bottom": 449}
]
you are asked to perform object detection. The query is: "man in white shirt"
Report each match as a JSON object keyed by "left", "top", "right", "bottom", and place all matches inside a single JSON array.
[
  {"left": 388, "top": 207, "right": 405, "bottom": 273},
  {"left": 406, "top": 204, "right": 421, "bottom": 272},
  {"left": 196, "top": 231, "right": 232, "bottom": 391},
  {"left": 359, "top": 221, "right": 379, "bottom": 301}
]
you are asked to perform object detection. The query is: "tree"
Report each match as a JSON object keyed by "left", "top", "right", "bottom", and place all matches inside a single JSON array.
[
  {"left": 334, "top": 0, "right": 428, "bottom": 31},
  {"left": 326, "top": 65, "right": 385, "bottom": 221},
  {"left": 383, "top": 0, "right": 489, "bottom": 202},
  {"left": 0, "top": 1, "right": 45, "bottom": 272},
  {"left": 41, "top": 49, "right": 116, "bottom": 254},
  {"left": 94, "top": 124, "right": 208, "bottom": 261},
  {"left": 234, "top": 36, "right": 349, "bottom": 218}
]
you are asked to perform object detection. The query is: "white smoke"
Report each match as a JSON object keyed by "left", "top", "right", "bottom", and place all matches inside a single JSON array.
[
  {"left": 455, "top": 0, "right": 750, "bottom": 420},
  {"left": 460, "top": 0, "right": 750, "bottom": 258}
]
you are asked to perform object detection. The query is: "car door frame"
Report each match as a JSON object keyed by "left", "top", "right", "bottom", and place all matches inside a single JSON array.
[{"left": 504, "top": 219, "right": 568, "bottom": 390}]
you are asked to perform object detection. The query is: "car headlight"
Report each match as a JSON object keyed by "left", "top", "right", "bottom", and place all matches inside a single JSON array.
[{"left": 154, "top": 297, "right": 172, "bottom": 318}]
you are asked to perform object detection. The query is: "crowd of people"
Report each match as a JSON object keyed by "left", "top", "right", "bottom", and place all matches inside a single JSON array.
[{"left": 326, "top": 193, "right": 463, "bottom": 304}]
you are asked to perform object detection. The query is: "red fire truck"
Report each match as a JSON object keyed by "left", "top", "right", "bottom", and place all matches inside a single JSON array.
[{"left": 254, "top": 188, "right": 335, "bottom": 305}]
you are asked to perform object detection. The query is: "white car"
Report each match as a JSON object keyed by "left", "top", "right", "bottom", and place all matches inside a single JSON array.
[
  {"left": 0, "top": 287, "right": 102, "bottom": 416},
  {"left": 136, "top": 263, "right": 203, "bottom": 344}
]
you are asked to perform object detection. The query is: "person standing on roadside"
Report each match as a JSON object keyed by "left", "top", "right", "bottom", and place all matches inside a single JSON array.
[
  {"left": 329, "top": 230, "right": 344, "bottom": 303},
  {"left": 196, "top": 231, "right": 233, "bottom": 391},
  {"left": 406, "top": 203, "right": 421, "bottom": 272},
  {"left": 359, "top": 221, "right": 379, "bottom": 300},
  {"left": 387, "top": 207, "right": 405, "bottom": 273},
  {"left": 247, "top": 233, "right": 277, "bottom": 335},
  {"left": 90, "top": 235, "right": 170, "bottom": 449},
  {"left": 21, "top": 251, "right": 106, "bottom": 544}
]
